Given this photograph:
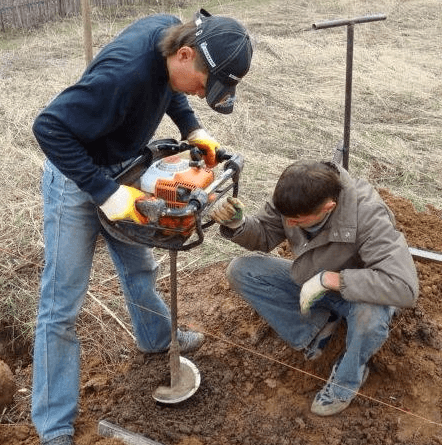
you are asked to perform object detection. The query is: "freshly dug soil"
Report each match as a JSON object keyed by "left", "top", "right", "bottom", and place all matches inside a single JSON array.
[
  {"left": 1, "top": 189, "right": 441, "bottom": 445},
  {"left": 0, "top": 359, "right": 16, "bottom": 409}
]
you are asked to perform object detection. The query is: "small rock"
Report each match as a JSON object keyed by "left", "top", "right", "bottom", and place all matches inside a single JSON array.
[
  {"left": 83, "top": 374, "right": 109, "bottom": 391},
  {"left": 295, "top": 417, "right": 306, "bottom": 429},
  {"left": 264, "top": 378, "right": 277, "bottom": 388}
]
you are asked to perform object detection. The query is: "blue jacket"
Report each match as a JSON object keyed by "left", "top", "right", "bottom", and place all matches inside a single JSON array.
[{"left": 33, "top": 14, "right": 201, "bottom": 205}]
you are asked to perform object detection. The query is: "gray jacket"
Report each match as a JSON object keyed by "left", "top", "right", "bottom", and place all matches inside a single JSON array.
[{"left": 223, "top": 165, "right": 419, "bottom": 308}]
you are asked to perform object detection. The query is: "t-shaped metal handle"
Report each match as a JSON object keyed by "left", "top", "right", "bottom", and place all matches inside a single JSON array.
[{"left": 312, "top": 14, "right": 387, "bottom": 171}]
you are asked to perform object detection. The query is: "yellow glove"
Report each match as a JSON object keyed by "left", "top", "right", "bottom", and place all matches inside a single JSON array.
[
  {"left": 187, "top": 128, "right": 220, "bottom": 168},
  {"left": 99, "top": 185, "right": 148, "bottom": 224},
  {"left": 210, "top": 197, "right": 244, "bottom": 229}
]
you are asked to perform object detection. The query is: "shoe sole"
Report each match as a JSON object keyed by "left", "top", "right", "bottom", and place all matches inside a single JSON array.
[{"left": 311, "top": 397, "right": 353, "bottom": 416}]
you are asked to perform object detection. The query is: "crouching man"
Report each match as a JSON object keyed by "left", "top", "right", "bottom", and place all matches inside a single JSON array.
[{"left": 210, "top": 160, "right": 418, "bottom": 416}]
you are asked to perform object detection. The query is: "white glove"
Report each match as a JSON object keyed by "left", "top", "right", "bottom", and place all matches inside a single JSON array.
[
  {"left": 187, "top": 128, "right": 220, "bottom": 168},
  {"left": 210, "top": 197, "right": 245, "bottom": 229},
  {"left": 300, "top": 272, "right": 328, "bottom": 315},
  {"left": 100, "top": 185, "right": 147, "bottom": 224}
]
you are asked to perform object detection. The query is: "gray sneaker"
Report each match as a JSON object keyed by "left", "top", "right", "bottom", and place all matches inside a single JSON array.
[
  {"left": 176, "top": 329, "right": 205, "bottom": 353},
  {"left": 42, "top": 435, "right": 73, "bottom": 445},
  {"left": 311, "top": 360, "right": 369, "bottom": 416}
]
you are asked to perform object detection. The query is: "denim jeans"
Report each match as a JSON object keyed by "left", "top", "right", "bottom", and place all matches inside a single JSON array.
[
  {"left": 226, "top": 255, "right": 395, "bottom": 400},
  {"left": 32, "top": 160, "right": 173, "bottom": 442}
]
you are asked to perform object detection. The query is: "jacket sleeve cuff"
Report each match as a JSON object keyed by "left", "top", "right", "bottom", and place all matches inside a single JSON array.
[{"left": 220, "top": 224, "right": 243, "bottom": 239}]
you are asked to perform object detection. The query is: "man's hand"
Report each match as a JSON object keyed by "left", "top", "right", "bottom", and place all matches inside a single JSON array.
[
  {"left": 210, "top": 196, "right": 244, "bottom": 229},
  {"left": 187, "top": 128, "right": 220, "bottom": 168},
  {"left": 300, "top": 272, "right": 328, "bottom": 315},
  {"left": 100, "top": 185, "right": 148, "bottom": 224}
]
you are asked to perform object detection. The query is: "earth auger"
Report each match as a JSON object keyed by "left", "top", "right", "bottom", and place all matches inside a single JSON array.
[{"left": 98, "top": 138, "right": 244, "bottom": 404}]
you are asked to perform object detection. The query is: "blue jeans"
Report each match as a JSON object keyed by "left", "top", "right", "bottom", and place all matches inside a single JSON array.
[
  {"left": 32, "top": 160, "right": 173, "bottom": 442},
  {"left": 226, "top": 255, "right": 395, "bottom": 399}
]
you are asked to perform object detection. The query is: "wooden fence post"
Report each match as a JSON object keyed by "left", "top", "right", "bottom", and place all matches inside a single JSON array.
[{"left": 81, "top": 0, "right": 93, "bottom": 65}]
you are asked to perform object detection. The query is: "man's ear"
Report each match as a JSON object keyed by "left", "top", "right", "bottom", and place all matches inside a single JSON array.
[
  {"left": 176, "top": 46, "right": 197, "bottom": 62},
  {"left": 323, "top": 200, "right": 337, "bottom": 213}
]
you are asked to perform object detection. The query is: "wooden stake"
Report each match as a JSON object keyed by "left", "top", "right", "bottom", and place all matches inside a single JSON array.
[{"left": 80, "top": 0, "right": 93, "bottom": 65}]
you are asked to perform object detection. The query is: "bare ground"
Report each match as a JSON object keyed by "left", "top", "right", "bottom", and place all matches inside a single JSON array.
[{"left": 0, "top": 189, "right": 441, "bottom": 445}]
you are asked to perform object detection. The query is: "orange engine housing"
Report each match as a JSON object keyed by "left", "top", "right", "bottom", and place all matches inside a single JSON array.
[
  {"left": 139, "top": 155, "right": 215, "bottom": 237},
  {"left": 155, "top": 167, "right": 214, "bottom": 208}
]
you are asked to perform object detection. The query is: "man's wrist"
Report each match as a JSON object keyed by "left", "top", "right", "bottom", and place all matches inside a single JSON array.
[{"left": 321, "top": 271, "right": 341, "bottom": 291}]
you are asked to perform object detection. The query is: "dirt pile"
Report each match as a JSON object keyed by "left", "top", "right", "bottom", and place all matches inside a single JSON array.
[
  {"left": 0, "top": 189, "right": 441, "bottom": 445},
  {"left": 0, "top": 359, "right": 16, "bottom": 409}
]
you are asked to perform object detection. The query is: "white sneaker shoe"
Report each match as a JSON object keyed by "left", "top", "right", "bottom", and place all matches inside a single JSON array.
[{"left": 311, "top": 361, "right": 369, "bottom": 416}]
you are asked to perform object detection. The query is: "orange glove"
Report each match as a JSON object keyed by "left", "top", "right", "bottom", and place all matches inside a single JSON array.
[
  {"left": 99, "top": 185, "right": 148, "bottom": 224},
  {"left": 187, "top": 128, "right": 220, "bottom": 168}
]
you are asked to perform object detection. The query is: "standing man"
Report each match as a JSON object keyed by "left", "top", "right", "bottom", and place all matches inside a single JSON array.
[
  {"left": 210, "top": 160, "right": 418, "bottom": 416},
  {"left": 32, "top": 9, "right": 252, "bottom": 445}
]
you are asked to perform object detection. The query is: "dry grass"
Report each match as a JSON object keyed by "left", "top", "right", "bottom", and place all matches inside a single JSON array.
[{"left": 0, "top": 0, "right": 440, "bottom": 360}]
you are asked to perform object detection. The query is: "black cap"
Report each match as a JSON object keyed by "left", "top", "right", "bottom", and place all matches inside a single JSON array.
[{"left": 194, "top": 9, "right": 253, "bottom": 114}]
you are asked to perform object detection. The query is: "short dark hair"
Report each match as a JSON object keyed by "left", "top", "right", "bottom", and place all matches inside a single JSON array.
[
  {"left": 159, "top": 21, "right": 208, "bottom": 73},
  {"left": 273, "top": 161, "right": 342, "bottom": 216}
]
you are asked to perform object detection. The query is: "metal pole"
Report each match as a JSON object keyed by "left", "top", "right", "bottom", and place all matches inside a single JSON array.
[
  {"left": 312, "top": 14, "right": 387, "bottom": 171},
  {"left": 312, "top": 14, "right": 386, "bottom": 30},
  {"left": 168, "top": 249, "right": 180, "bottom": 388},
  {"left": 343, "top": 24, "right": 354, "bottom": 170},
  {"left": 312, "top": 15, "right": 442, "bottom": 265}
]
